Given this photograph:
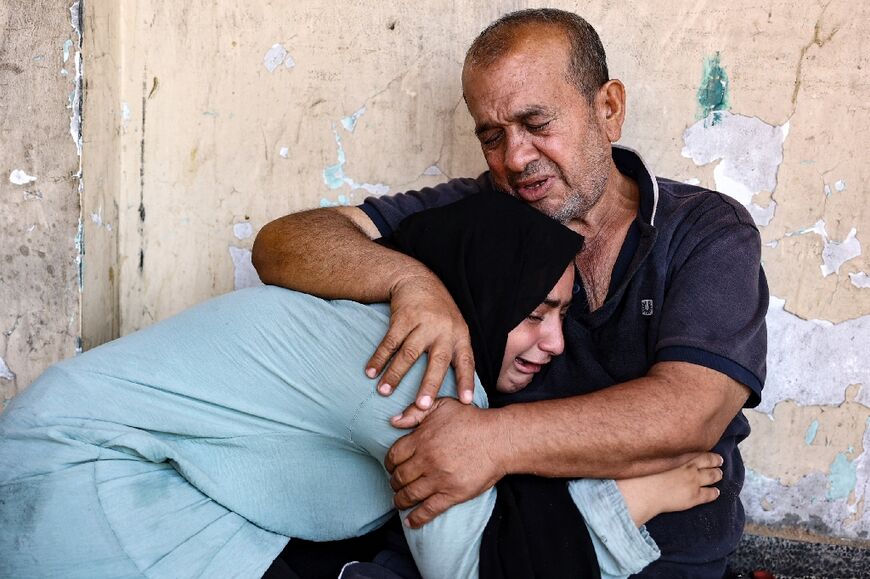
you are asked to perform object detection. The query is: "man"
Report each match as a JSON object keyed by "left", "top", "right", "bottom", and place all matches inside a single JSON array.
[{"left": 253, "top": 8, "right": 767, "bottom": 578}]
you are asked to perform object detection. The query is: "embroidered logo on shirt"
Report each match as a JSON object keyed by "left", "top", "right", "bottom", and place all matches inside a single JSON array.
[{"left": 641, "top": 299, "right": 654, "bottom": 316}]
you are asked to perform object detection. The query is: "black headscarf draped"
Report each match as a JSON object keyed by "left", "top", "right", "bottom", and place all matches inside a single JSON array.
[
  {"left": 383, "top": 191, "right": 582, "bottom": 394},
  {"left": 384, "top": 192, "right": 599, "bottom": 579}
]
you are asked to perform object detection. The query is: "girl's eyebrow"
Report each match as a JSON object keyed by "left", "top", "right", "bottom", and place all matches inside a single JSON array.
[{"left": 543, "top": 296, "right": 571, "bottom": 308}]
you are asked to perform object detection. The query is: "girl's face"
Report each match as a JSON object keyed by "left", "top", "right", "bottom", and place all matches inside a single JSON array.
[{"left": 495, "top": 265, "right": 574, "bottom": 393}]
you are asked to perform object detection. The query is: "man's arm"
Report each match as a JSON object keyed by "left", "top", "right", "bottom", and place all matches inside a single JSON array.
[
  {"left": 386, "top": 361, "right": 750, "bottom": 528},
  {"left": 252, "top": 207, "right": 476, "bottom": 406}
]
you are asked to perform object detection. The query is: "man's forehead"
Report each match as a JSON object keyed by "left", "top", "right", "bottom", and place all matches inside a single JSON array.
[{"left": 463, "top": 27, "right": 570, "bottom": 82}]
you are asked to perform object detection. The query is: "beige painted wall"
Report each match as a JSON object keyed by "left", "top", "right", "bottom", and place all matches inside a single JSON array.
[
  {"left": 1, "top": 0, "right": 82, "bottom": 404},
  {"left": 4, "top": 0, "right": 869, "bottom": 547}
]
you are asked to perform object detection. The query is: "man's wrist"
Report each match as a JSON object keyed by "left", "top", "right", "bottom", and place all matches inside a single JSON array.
[
  {"left": 388, "top": 264, "right": 441, "bottom": 299},
  {"left": 485, "top": 406, "right": 519, "bottom": 478}
]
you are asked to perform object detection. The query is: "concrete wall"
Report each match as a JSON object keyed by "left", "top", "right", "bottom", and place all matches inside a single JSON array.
[
  {"left": 3, "top": 0, "right": 868, "bottom": 548},
  {"left": 1, "top": 1, "right": 82, "bottom": 404}
]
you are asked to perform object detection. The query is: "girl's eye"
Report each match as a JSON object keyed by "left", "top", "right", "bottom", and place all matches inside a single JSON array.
[{"left": 527, "top": 314, "right": 544, "bottom": 323}]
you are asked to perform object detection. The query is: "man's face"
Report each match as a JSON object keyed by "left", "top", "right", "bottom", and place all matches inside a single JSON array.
[{"left": 462, "top": 31, "right": 611, "bottom": 223}]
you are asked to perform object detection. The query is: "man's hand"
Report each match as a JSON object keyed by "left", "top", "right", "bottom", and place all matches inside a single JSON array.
[
  {"left": 254, "top": 206, "right": 477, "bottom": 410},
  {"left": 385, "top": 398, "right": 507, "bottom": 528},
  {"left": 368, "top": 273, "right": 476, "bottom": 411}
]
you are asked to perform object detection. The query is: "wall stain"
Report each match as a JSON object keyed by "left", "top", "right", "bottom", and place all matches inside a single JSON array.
[
  {"left": 139, "top": 75, "right": 147, "bottom": 274},
  {"left": 0, "top": 62, "right": 24, "bottom": 74},
  {"left": 697, "top": 52, "right": 730, "bottom": 125},
  {"left": 147, "top": 76, "right": 159, "bottom": 99}
]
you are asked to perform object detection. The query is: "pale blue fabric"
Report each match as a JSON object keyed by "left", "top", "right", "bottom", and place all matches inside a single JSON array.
[
  {"left": 570, "top": 479, "right": 660, "bottom": 579},
  {"left": 0, "top": 286, "right": 657, "bottom": 578}
]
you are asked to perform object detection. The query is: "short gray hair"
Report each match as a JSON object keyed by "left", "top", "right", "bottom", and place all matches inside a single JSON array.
[{"left": 464, "top": 8, "right": 609, "bottom": 103}]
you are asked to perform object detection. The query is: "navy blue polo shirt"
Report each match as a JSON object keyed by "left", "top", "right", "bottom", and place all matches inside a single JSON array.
[{"left": 360, "top": 145, "right": 768, "bottom": 578}]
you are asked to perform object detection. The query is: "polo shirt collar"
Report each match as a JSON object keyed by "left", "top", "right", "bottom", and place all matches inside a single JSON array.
[{"left": 612, "top": 144, "right": 659, "bottom": 227}]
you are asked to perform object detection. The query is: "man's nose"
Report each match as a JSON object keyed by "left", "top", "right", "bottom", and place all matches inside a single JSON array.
[{"left": 503, "top": 130, "right": 538, "bottom": 175}]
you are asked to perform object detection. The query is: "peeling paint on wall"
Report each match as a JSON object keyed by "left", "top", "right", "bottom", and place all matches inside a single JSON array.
[
  {"left": 279, "top": 146, "right": 290, "bottom": 159},
  {"left": 850, "top": 272, "right": 870, "bottom": 289},
  {"left": 820, "top": 229, "right": 861, "bottom": 277},
  {"left": 9, "top": 170, "right": 38, "bottom": 185},
  {"left": 0, "top": 357, "right": 15, "bottom": 381},
  {"left": 423, "top": 164, "right": 443, "bottom": 176},
  {"left": 744, "top": 466, "right": 868, "bottom": 538},
  {"left": 805, "top": 420, "right": 820, "bottom": 445},
  {"left": 743, "top": 389, "right": 870, "bottom": 539},
  {"left": 62, "top": 38, "right": 73, "bottom": 63},
  {"left": 762, "top": 296, "right": 870, "bottom": 413},
  {"left": 233, "top": 222, "right": 253, "bottom": 240},
  {"left": 341, "top": 106, "right": 367, "bottom": 133},
  {"left": 833, "top": 179, "right": 847, "bottom": 194},
  {"left": 228, "top": 246, "right": 263, "bottom": 290},
  {"left": 682, "top": 111, "right": 787, "bottom": 208},
  {"left": 746, "top": 388, "right": 867, "bottom": 485},
  {"left": 263, "top": 43, "right": 295, "bottom": 73},
  {"left": 69, "top": 1, "right": 84, "bottom": 298},
  {"left": 748, "top": 201, "right": 777, "bottom": 227},
  {"left": 786, "top": 220, "right": 862, "bottom": 277},
  {"left": 68, "top": 2, "right": 83, "bottom": 156},
  {"left": 323, "top": 123, "right": 349, "bottom": 190},
  {"left": 828, "top": 452, "right": 858, "bottom": 501},
  {"left": 322, "top": 122, "right": 390, "bottom": 198}
]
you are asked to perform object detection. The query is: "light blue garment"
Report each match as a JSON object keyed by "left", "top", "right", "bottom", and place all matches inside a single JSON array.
[
  {"left": 0, "top": 286, "right": 657, "bottom": 578},
  {"left": 570, "top": 479, "right": 660, "bottom": 579}
]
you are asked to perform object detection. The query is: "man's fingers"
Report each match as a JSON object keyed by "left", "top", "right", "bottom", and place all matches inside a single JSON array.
[
  {"left": 452, "top": 344, "right": 476, "bottom": 404},
  {"left": 393, "top": 476, "right": 436, "bottom": 508},
  {"left": 378, "top": 339, "right": 425, "bottom": 398},
  {"left": 384, "top": 434, "right": 415, "bottom": 474},
  {"left": 413, "top": 346, "right": 453, "bottom": 409},
  {"left": 391, "top": 403, "right": 433, "bottom": 429},
  {"left": 403, "top": 494, "right": 451, "bottom": 529},
  {"left": 366, "top": 325, "right": 410, "bottom": 385}
]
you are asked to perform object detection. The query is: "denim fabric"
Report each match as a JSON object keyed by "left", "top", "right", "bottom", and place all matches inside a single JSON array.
[{"left": 569, "top": 479, "right": 660, "bottom": 578}]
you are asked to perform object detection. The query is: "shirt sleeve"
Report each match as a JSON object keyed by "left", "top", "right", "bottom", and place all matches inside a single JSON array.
[
  {"left": 654, "top": 200, "right": 769, "bottom": 407},
  {"left": 359, "top": 173, "right": 491, "bottom": 237}
]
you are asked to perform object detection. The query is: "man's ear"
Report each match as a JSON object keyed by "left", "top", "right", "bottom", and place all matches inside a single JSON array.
[{"left": 596, "top": 79, "right": 626, "bottom": 143}]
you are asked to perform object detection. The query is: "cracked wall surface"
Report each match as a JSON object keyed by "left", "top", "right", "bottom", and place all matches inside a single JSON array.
[{"left": 4, "top": 0, "right": 869, "bottom": 545}]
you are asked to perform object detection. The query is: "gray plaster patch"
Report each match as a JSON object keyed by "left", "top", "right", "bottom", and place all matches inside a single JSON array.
[
  {"left": 0, "top": 357, "right": 15, "bottom": 381},
  {"left": 233, "top": 222, "right": 253, "bottom": 240},
  {"left": 763, "top": 296, "right": 870, "bottom": 413},
  {"left": 787, "top": 220, "right": 863, "bottom": 277},
  {"left": 743, "top": 467, "right": 869, "bottom": 541},
  {"left": 850, "top": 273, "right": 870, "bottom": 289},
  {"left": 228, "top": 246, "right": 263, "bottom": 290},
  {"left": 748, "top": 201, "right": 777, "bottom": 227},
  {"left": 263, "top": 43, "right": 293, "bottom": 73},
  {"left": 9, "top": 170, "right": 37, "bottom": 185},
  {"left": 682, "top": 112, "right": 787, "bottom": 207}
]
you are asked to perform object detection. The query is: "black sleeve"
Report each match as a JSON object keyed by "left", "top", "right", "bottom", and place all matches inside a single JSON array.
[
  {"left": 655, "top": 203, "right": 768, "bottom": 407},
  {"left": 359, "top": 173, "right": 491, "bottom": 237}
]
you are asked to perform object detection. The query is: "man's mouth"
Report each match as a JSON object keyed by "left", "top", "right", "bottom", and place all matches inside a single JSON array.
[{"left": 513, "top": 177, "right": 552, "bottom": 202}]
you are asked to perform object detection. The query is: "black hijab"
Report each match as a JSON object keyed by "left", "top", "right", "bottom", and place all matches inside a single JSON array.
[
  {"left": 384, "top": 191, "right": 581, "bottom": 394},
  {"left": 385, "top": 192, "right": 600, "bottom": 579}
]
